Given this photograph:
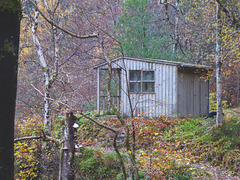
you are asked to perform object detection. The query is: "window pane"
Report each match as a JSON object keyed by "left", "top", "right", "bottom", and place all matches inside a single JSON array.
[
  {"left": 130, "top": 70, "right": 141, "bottom": 81},
  {"left": 142, "top": 82, "right": 155, "bottom": 92},
  {"left": 130, "top": 82, "right": 141, "bottom": 92},
  {"left": 143, "top": 71, "right": 154, "bottom": 80}
]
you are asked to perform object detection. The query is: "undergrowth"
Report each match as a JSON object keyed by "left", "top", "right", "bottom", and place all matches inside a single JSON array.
[
  {"left": 74, "top": 148, "right": 123, "bottom": 179},
  {"left": 165, "top": 115, "right": 240, "bottom": 176}
]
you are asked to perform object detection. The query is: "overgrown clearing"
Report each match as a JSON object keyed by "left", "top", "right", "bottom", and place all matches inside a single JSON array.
[{"left": 14, "top": 109, "right": 240, "bottom": 179}]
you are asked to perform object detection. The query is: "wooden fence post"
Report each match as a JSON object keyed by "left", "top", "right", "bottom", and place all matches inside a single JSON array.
[{"left": 61, "top": 112, "right": 75, "bottom": 180}]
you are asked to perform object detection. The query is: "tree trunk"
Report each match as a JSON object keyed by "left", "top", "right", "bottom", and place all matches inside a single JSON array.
[
  {"left": 173, "top": 0, "right": 179, "bottom": 54},
  {"left": 0, "top": 1, "right": 21, "bottom": 179},
  {"left": 216, "top": 3, "right": 223, "bottom": 126},
  {"left": 61, "top": 112, "right": 75, "bottom": 180}
]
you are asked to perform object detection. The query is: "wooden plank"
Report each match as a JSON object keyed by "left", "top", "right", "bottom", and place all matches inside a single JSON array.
[
  {"left": 193, "top": 75, "right": 199, "bottom": 116},
  {"left": 125, "top": 60, "right": 130, "bottom": 116},
  {"left": 177, "top": 70, "right": 181, "bottom": 116},
  {"left": 155, "top": 64, "right": 160, "bottom": 116},
  {"left": 161, "top": 64, "right": 165, "bottom": 115},
  {"left": 183, "top": 72, "right": 187, "bottom": 116},
  {"left": 200, "top": 79, "right": 205, "bottom": 116},
  {"left": 168, "top": 66, "right": 173, "bottom": 115},
  {"left": 197, "top": 75, "right": 201, "bottom": 116},
  {"left": 202, "top": 79, "right": 209, "bottom": 116},
  {"left": 190, "top": 73, "right": 194, "bottom": 115},
  {"left": 165, "top": 65, "right": 168, "bottom": 115},
  {"left": 172, "top": 66, "right": 177, "bottom": 116},
  {"left": 193, "top": 74, "right": 196, "bottom": 115},
  {"left": 162, "top": 65, "right": 165, "bottom": 115},
  {"left": 121, "top": 60, "right": 127, "bottom": 117},
  {"left": 179, "top": 72, "right": 184, "bottom": 116},
  {"left": 153, "top": 63, "right": 156, "bottom": 117},
  {"left": 185, "top": 73, "right": 189, "bottom": 116},
  {"left": 97, "top": 68, "right": 100, "bottom": 114}
]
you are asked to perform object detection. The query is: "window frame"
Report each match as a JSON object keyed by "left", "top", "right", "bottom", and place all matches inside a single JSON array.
[{"left": 129, "top": 70, "right": 155, "bottom": 93}]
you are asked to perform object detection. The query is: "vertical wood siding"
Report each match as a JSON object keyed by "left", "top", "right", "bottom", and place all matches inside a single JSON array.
[{"left": 177, "top": 70, "right": 209, "bottom": 117}]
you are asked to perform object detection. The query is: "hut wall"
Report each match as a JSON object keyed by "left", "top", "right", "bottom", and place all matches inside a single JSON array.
[
  {"left": 177, "top": 70, "right": 209, "bottom": 117},
  {"left": 116, "top": 59, "right": 178, "bottom": 117}
]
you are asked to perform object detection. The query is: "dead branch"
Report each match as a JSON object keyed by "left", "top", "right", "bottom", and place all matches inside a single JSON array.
[{"left": 14, "top": 136, "right": 42, "bottom": 142}]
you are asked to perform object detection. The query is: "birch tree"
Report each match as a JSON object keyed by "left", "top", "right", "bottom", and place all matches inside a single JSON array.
[
  {"left": 215, "top": 3, "right": 223, "bottom": 125},
  {"left": 30, "top": 0, "right": 59, "bottom": 135}
]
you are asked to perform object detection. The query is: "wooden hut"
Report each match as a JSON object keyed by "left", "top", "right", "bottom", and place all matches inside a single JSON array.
[{"left": 92, "top": 57, "right": 212, "bottom": 117}]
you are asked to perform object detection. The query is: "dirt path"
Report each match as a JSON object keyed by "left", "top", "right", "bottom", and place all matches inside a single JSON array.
[{"left": 192, "top": 162, "right": 239, "bottom": 180}]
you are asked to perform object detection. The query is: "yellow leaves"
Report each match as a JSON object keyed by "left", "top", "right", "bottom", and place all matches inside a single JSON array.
[
  {"left": 15, "top": 141, "right": 39, "bottom": 179},
  {"left": 128, "top": 150, "right": 132, "bottom": 154},
  {"left": 154, "top": 132, "right": 159, "bottom": 136},
  {"left": 141, "top": 152, "right": 146, "bottom": 156}
]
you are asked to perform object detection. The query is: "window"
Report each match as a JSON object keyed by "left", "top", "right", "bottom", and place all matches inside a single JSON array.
[{"left": 129, "top": 70, "right": 155, "bottom": 92}]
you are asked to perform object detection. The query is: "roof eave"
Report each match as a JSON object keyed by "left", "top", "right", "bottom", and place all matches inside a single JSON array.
[{"left": 92, "top": 56, "right": 213, "bottom": 70}]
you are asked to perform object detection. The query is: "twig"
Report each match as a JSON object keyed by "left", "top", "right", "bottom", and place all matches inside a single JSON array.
[
  {"left": 31, "top": 84, "right": 75, "bottom": 110},
  {"left": 79, "top": 112, "right": 117, "bottom": 133}
]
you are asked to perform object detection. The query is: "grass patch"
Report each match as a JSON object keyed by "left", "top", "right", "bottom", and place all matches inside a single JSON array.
[{"left": 74, "top": 148, "right": 123, "bottom": 179}]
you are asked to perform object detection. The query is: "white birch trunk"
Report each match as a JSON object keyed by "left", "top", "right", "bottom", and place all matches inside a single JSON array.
[
  {"left": 31, "top": 0, "right": 51, "bottom": 134},
  {"left": 216, "top": 3, "right": 223, "bottom": 126}
]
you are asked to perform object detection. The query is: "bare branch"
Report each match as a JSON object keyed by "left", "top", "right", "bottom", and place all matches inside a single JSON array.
[{"left": 29, "top": 0, "right": 98, "bottom": 39}]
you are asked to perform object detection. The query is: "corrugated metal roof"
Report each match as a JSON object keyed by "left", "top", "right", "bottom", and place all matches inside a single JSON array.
[{"left": 92, "top": 56, "right": 213, "bottom": 70}]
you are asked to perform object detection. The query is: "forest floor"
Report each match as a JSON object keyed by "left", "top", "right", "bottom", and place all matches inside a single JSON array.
[{"left": 193, "top": 107, "right": 240, "bottom": 180}]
